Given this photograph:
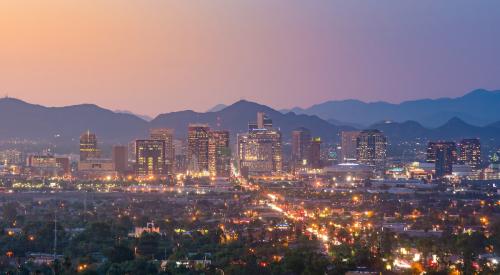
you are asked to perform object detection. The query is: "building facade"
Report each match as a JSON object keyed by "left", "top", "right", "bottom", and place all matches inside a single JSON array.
[
  {"left": 79, "top": 131, "right": 100, "bottom": 161},
  {"left": 135, "top": 139, "right": 166, "bottom": 178},
  {"left": 459, "top": 138, "right": 481, "bottom": 170},
  {"left": 187, "top": 124, "right": 210, "bottom": 174},
  {"left": 341, "top": 131, "right": 360, "bottom": 162},
  {"left": 208, "top": 130, "right": 231, "bottom": 177},
  {"left": 150, "top": 128, "right": 175, "bottom": 175},
  {"left": 356, "top": 130, "right": 387, "bottom": 169}
]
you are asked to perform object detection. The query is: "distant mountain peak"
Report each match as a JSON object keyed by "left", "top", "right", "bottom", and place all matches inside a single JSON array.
[{"left": 206, "top": 104, "right": 228, "bottom": 112}]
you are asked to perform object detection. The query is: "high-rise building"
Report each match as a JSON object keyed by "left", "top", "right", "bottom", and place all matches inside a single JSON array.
[
  {"left": 433, "top": 142, "right": 456, "bottom": 178},
  {"left": 208, "top": 130, "right": 231, "bottom": 177},
  {"left": 135, "top": 139, "right": 166, "bottom": 177},
  {"left": 356, "top": 130, "right": 387, "bottom": 168},
  {"left": 341, "top": 131, "right": 360, "bottom": 162},
  {"left": 291, "top": 127, "right": 311, "bottom": 167},
  {"left": 150, "top": 128, "right": 175, "bottom": 174},
  {"left": 427, "top": 142, "right": 457, "bottom": 163},
  {"left": 79, "top": 131, "right": 100, "bottom": 161},
  {"left": 309, "top": 137, "right": 322, "bottom": 169},
  {"left": 187, "top": 124, "right": 210, "bottom": 173},
  {"left": 112, "top": 145, "right": 128, "bottom": 175},
  {"left": 459, "top": 138, "right": 481, "bottom": 169},
  {"left": 238, "top": 113, "right": 282, "bottom": 176}
]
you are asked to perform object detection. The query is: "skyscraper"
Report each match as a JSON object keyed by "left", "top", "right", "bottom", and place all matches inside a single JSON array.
[
  {"left": 341, "top": 131, "right": 360, "bottom": 162},
  {"left": 150, "top": 128, "right": 175, "bottom": 174},
  {"left": 79, "top": 131, "right": 100, "bottom": 161},
  {"left": 433, "top": 142, "right": 456, "bottom": 178},
  {"left": 187, "top": 124, "right": 210, "bottom": 173},
  {"left": 208, "top": 130, "right": 231, "bottom": 177},
  {"left": 238, "top": 113, "right": 282, "bottom": 176},
  {"left": 356, "top": 129, "right": 387, "bottom": 169},
  {"left": 309, "top": 137, "right": 322, "bottom": 169},
  {"left": 112, "top": 145, "right": 128, "bottom": 175},
  {"left": 291, "top": 127, "right": 311, "bottom": 167},
  {"left": 135, "top": 139, "right": 166, "bottom": 177},
  {"left": 459, "top": 138, "right": 481, "bottom": 169},
  {"left": 427, "top": 142, "right": 457, "bottom": 164}
]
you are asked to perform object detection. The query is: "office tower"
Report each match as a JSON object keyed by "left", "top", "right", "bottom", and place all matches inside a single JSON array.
[
  {"left": 0, "top": 149, "right": 23, "bottom": 165},
  {"left": 27, "top": 155, "right": 69, "bottom": 177},
  {"left": 291, "top": 127, "right": 311, "bottom": 167},
  {"left": 238, "top": 113, "right": 282, "bottom": 176},
  {"left": 79, "top": 131, "right": 100, "bottom": 161},
  {"left": 187, "top": 124, "right": 210, "bottom": 173},
  {"left": 434, "top": 143, "right": 455, "bottom": 178},
  {"left": 135, "top": 140, "right": 166, "bottom": 177},
  {"left": 341, "top": 131, "right": 360, "bottom": 162},
  {"left": 173, "top": 139, "right": 187, "bottom": 173},
  {"left": 427, "top": 142, "right": 457, "bottom": 163},
  {"left": 112, "top": 145, "right": 128, "bottom": 175},
  {"left": 208, "top": 130, "right": 231, "bottom": 177},
  {"left": 309, "top": 137, "right": 322, "bottom": 169},
  {"left": 55, "top": 157, "right": 70, "bottom": 175},
  {"left": 356, "top": 129, "right": 387, "bottom": 168},
  {"left": 150, "top": 128, "right": 175, "bottom": 174},
  {"left": 459, "top": 138, "right": 481, "bottom": 169}
]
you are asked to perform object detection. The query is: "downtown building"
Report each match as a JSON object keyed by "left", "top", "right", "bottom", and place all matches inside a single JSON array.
[
  {"left": 78, "top": 131, "right": 116, "bottom": 179},
  {"left": 150, "top": 128, "right": 175, "bottom": 175},
  {"left": 237, "top": 113, "right": 282, "bottom": 177},
  {"left": 291, "top": 127, "right": 311, "bottom": 170},
  {"left": 426, "top": 141, "right": 457, "bottom": 179},
  {"left": 79, "top": 130, "right": 100, "bottom": 161},
  {"left": 356, "top": 129, "right": 387, "bottom": 170},
  {"left": 341, "top": 131, "right": 360, "bottom": 162},
  {"left": 459, "top": 138, "right": 481, "bottom": 170},
  {"left": 187, "top": 124, "right": 210, "bottom": 174},
  {"left": 135, "top": 139, "right": 166, "bottom": 178},
  {"left": 208, "top": 130, "right": 231, "bottom": 177}
]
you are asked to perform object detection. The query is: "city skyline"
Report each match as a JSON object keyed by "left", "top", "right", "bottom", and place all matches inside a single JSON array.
[{"left": 1, "top": 1, "right": 500, "bottom": 116}]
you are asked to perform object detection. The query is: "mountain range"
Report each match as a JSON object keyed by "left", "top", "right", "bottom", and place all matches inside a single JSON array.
[
  {"left": 282, "top": 89, "right": 500, "bottom": 127},
  {"left": 0, "top": 90, "right": 499, "bottom": 153}
]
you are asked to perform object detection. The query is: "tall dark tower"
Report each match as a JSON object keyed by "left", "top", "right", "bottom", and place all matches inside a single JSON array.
[
  {"left": 291, "top": 127, "right": 311, "bottom": 168},
  {"left": 187, "top": 124, "right": 210, "bottom": 173},
  {"left": 79, "top": 131, "right": 100, "bottom": 161}
]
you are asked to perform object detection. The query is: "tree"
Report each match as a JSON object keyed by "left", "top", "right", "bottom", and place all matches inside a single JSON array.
[{"left": 105, "top": 245, "right": 135, "bottom": 263}]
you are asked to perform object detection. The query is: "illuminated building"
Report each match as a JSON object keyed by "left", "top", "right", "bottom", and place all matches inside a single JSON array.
[
  {"left": 112, "top": 145, "right": 128, "bottom": 175},
  {"left": 291, "top": 127, "right": 311, "bottom": 169},
  {"left": 426, "top": 141, "right": 457, "bottom": 163},
  {"left": 135, "top": 139, "right": 166, "bottom": 177},
  {"left": 208, "top": 130, "right": 230, "bottom": 177},
  {"left": 78, "top": 158, "right": 116, "bottom": 179},
  {"left": 173, "top": 139, "right": 187, "bottom": 173},
  {"left": 356, "top": 129, "right": 387, "bottom": 169},
  {"left": 427, "top": 141, "right": 456, "bottom": 178},
  {"left": 0, "top": 149, "right": 23, "bottom": 165},
  {"left": 150, "top": 128, "right": 175, "bottom": 174},
  {"left": 79, "top": 130, "right": 100, "bottom": 161},
  {"left": 341, "top": 131, "right": 360, "bottom": 162},
  {"left": 27, "top": 155, "right": 69, "bottom": 177},
  {"left": 459, "top": 138, "right": 481, "bottom": 169},
  {"left": 238, "top": 113, "right": 282, "bottom": 176},
  {"left": 187, "top": 124, "right": 210, "bottom": 173},
  {"left": 309, "top": 137, "right": 322, "bottom": 169}
]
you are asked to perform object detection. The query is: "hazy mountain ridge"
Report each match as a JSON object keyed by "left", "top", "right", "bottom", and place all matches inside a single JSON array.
[
  {"left": 0, "top": 95, "right": 499, "bottom": 149},
  {"left": 283, "top": 89, "right": 500, "bottom": 127}
]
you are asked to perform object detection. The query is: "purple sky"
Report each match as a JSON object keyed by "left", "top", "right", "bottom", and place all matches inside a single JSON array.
[{"left": 1, "top": 1, "right": 499, "bottom": 116}]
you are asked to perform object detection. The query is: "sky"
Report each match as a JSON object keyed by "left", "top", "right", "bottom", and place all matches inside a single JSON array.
[{"left": 1, "top": 1, "right": 500, "bottom": 116}]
